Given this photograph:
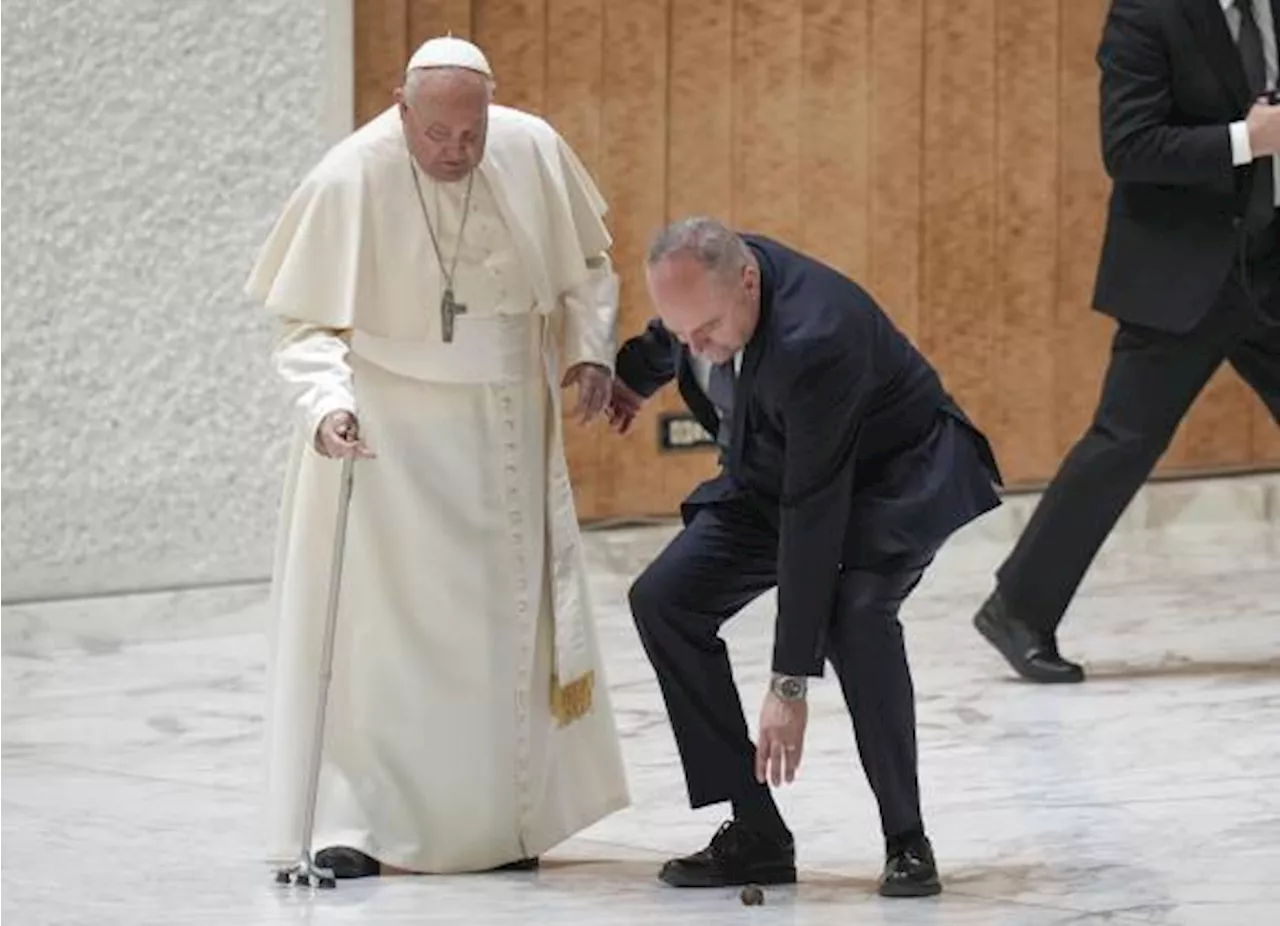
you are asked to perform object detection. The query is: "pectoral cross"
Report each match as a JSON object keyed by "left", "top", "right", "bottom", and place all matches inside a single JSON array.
[{"left": 441, "top": 287, "right": 467, "bottom": 343}]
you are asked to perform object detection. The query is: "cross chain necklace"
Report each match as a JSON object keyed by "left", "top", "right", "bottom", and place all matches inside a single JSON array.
[{"left": 408, "top": 155, "right": 474, "bottom": 343}]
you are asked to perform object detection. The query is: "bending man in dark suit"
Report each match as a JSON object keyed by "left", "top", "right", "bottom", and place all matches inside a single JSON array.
[
  {"left": 974, "top": 0, "right": 1280, "bottom": 684},
  {"left": 608, "top": 217, "right": 1003, "bottom": 898}
]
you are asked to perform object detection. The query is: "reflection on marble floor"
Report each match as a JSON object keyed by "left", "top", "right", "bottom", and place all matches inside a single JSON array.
[{"left": 4, "top": 489, "right": 1280, "bottom": 925}]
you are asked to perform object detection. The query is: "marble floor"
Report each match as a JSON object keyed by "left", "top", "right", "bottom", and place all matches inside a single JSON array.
[{"left": 3, "top": 487, "right": 1279, "bottom": 925}]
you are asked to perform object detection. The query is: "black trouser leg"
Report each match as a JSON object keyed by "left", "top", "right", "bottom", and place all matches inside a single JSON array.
[
  {"left": 1232, "top": 234, "right": 1280, "bottom": 420},
  {"left": 996, "top": 320, "right": 1225, "bottom": 633},
  {"left": 1228, "top": 322, "right": 1280, "bottom": 422},
  {"left": 825, "top": 562, "right": 929, "bottom": 843},
  {"left": 628, "top": 500, "right": 780, "bottom": 817}
]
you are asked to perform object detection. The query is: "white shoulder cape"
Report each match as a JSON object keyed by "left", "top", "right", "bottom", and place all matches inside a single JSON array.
[{"left": 245, "top": 104, "right": 611, "bottom": 341}]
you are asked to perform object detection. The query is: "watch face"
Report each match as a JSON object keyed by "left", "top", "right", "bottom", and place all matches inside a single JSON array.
[{"left": 777, "top": 677, "right": 804, "bottom": 698}]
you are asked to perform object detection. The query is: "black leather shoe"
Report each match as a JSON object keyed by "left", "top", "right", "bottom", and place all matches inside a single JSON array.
[
  {"left": 659, "top": 821, "right": 796, "bottom": 887},
  {"left": 879, "top": 835, "right": 941, "bottom": 897},
  {"left": 974, "top": 591, "right": 1084, "bottom": 683},
  {"left": 492, "top": 857, "right": 539, "bottom": 871},
  {"left": 314, "top": 846, "right": 380, "bottom": 878}
]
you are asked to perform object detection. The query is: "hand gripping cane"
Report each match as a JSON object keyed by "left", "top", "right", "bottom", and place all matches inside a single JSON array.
[{"left": 275, "top": 455, "right": 356, "bottom": 890}]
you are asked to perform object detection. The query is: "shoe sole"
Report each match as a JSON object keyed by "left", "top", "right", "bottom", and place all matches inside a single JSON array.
[
  {"left": 659, "top": 864, "right": 797, "bottom": 888},
  {"left": 972, "top": 612, "right": 1084, "bottom": 684},
  {"left": 879, "top": 877, "right": 942, "bottom": 898}
]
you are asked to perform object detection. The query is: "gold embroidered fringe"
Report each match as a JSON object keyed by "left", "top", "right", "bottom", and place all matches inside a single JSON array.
[{"left": 550, "top": 670, "right": 594, "bottom": 726}]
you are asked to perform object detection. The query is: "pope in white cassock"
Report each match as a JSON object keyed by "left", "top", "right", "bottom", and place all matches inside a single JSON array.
[{"left": 244, "top": 35, "right": 630, "bottom": 877}]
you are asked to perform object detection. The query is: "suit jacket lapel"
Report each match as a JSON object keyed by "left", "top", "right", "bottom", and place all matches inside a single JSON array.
[
  {"left": 729, "top": 244, "right": 773, "bottom": 474},
  {"left": 1181, "top": 0, "right": 1252, "bottom": 109}
]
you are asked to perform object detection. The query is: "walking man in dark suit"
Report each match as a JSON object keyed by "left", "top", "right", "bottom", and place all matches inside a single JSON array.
[
  {"left": 607, "top": 217, "right": 1003, "bottom": 897},
  {"left": 974, "top": 0, "right": 1280, "bottom": 684}
]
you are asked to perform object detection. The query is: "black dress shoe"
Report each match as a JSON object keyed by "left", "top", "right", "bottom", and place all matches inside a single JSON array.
[
  {"left": 879, "top": 835, "right": 941, "bottom": 897},
  {"left": 492, "top": 857, "right": 539, "bottom": 871},
  {"left": 659, "top": 821, "right": 796, "bottom": 887},
  {"left": 973, "top": 591, "right": 1085, "bottom": 683},
  {"left": 314, "top": 846, "right": 380, "bottom": 879}
]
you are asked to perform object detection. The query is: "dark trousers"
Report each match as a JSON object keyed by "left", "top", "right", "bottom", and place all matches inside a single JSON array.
[
  {"left": 998, "top": 262, "right": 1280, "bottom": 634},
  {"left": 628, "top": 495, "right": 930, "bottom": 840}
]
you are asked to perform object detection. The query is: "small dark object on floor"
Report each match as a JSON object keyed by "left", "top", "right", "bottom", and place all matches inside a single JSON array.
[{"left": 740, "top": 884, "right": 765, "bottom": 906}]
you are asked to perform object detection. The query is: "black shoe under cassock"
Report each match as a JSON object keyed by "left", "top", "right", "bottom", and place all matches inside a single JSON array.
[{"left": 314, "top": 846, "right": 380, "bottom": 879}]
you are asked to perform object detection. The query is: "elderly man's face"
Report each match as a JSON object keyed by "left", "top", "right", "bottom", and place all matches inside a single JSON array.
[
  {"left": 396, "top": 68, "right": 489, "bottom": 183},
  {"left": 645, "top": 253, "right": 760, "bottom": 364}
]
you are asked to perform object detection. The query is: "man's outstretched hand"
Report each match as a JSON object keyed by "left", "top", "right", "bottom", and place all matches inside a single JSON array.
[
  {"left": 755, "top": 690, "right": 808, "bottom": 787},
  {"left": 606, "top": 379, "right": 644, "bottom": 434}
]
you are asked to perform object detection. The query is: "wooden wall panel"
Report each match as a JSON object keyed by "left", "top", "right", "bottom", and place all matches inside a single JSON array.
[
  {"left": 920, "top": 0, "right": 999, "bottom": 444},
  {"left": 541, "top": 0, "right": 607, "bottom": 516},
  {"left": 355, "top": 0, "right": 1280, "bottom": 522},
  {"left": 355, "top": 0, "right": 409, "bottom": 125},
  {"left": 1255, "top": 397, "right": 1280, "bottom": 463},
  {"left": 1056, "top": 0, "right": 1112, "bottom": 462},
  {"left": 1166, "top": 365, "right": 1255, "bottom": 471},
  {"left": 407, "top": 0, "right": 473, "bottom": 45},
  {"left": 667, "top": 0, "right": 734, "bottom": 224},
  {"left": 587, "top": 1, "right": 670, "bottom": 520},
  {"left": 799, "top": 0, "right": 870, "bottom": 278},
  {"left": 473, "top": 0, "right": 547, "bottom": 113},
  {"left": 866, "top": 0, "right": 924, "bottom": 342},
  {"left": 993, "top": 0, "right": 1059, "bottom": 479},
  {"left": 544, "top": 0, "right": 604, "bottom": 158},
  {"left": 732, "top": 0, "right": 804, "bottom": 242},
  {"left": 657, "top": 0, "right": 737, "bottom": 510}
]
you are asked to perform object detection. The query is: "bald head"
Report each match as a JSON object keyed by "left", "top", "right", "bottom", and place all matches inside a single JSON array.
[
  {"left": 645, "top": 217, "right": 761, "bottom": 363},
  {"left": 647, "top": 217, "right": 753, "bottom": 287},
  {"left": 396, "top": 66, "right": 493, "bottom": 182}
]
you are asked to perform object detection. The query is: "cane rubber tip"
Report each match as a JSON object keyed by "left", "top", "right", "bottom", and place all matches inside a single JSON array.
[
  {"left": 740, "top": 884, "right": 765, "bottom": 905},
  {"left": 274, "top": 871, "right": 290, "bottom": 884}
]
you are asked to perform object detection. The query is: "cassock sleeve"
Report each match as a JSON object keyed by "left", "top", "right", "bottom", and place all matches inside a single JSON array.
[
  {"left": 614, "top": 319, "right": 679, "bottom": 397},
  {"left": 561, "top": 252, "right": 620, "bottom": 373},
  {"left": 272, "top": 320, "right": 356, "bottom": 445},
  {"left": 772, "top": 332, "right": 870, "bottom": 677}
]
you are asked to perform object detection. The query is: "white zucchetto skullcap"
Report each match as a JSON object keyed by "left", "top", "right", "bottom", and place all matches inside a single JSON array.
[{"left": 406, "top": 35, "right": 493, "bottom": 78}]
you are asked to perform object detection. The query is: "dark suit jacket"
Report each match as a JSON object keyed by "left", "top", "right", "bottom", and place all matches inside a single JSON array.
[
  {"left": 1092, "top": 0, "right": 1275, "bottom": 333},
  {"left": 616, "top": 235, "right": 1002, "bottom": 676}
]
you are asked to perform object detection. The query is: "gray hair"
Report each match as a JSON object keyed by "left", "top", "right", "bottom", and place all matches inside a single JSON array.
[{"left": 646, "top": 216, "right": 750, "bottom": 282}]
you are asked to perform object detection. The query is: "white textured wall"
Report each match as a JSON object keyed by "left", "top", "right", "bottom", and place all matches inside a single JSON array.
[{"left": 2, "top": 1, "right": 349, "bottom": 600}]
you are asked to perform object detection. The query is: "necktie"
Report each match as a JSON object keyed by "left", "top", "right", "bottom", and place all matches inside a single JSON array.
[
  {"left": 1237, "top": 0, "right": 1275, "bottom": 231},
  {"left": 705, "top": 360, "right": 736, "bottom": 450},
  {"left": 1239, "top": 0, "right": 1267, "bottom": 92}
]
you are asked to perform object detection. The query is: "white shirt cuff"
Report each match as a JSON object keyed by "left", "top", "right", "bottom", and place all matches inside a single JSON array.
[{"left": 1230, "top": 120, "right": 1254, "bottom": 166}]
